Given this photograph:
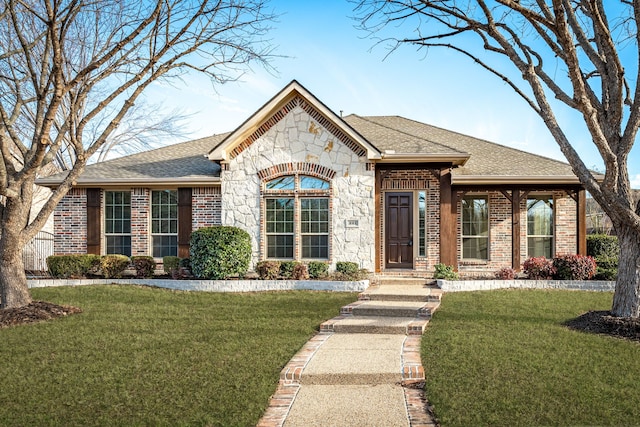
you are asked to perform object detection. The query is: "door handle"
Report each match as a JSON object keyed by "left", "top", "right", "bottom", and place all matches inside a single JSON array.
[{"left": 407, "top": 240, "right": 413, "bottom": 247}]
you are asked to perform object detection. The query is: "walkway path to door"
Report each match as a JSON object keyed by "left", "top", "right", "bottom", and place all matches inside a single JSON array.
[{"left": 257, "top": 277, "right": 442, "bottom": 427}]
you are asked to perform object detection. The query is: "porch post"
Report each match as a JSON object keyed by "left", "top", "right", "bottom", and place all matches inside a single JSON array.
[
  {"left": 439, "top": 168, "right": 457, "bottom": 269},
  {"left": 512, "top": 189, "right": 521, "bottom": 270},
  {"left": 374, "top": 169, "right": 382, "bottom": 273},
  {"left": 577, "top": 189, "right": 587, "bottom": 255}
]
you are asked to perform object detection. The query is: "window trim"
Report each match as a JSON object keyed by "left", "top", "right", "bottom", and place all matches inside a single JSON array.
[
  {"left": 461, "top": 194, "right": 489, "bottom": 261},
  {"left": 151, "top": 189, "right": 178, "bottom": 258},
  {"left": 526, "top": 194, "right": 555, "bottom": 259},
  {"left": 262, "top": 173, "right": 331, "bottom": 261},
  {"left": 103, "top": 190, "right": 132, "bottom": 257}
]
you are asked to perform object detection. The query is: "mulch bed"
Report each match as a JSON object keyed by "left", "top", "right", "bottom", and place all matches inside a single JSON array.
[
  {"left": 565, "top": 310, "right": 640, "bottom": 342},
  {"left": 0, "top": 301, "right": 82, "bottom": 329}
]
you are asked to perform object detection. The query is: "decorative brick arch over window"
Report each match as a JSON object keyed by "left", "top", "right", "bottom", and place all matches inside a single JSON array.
[
  {"left": 259, "top": 163, "right": 334, "bottom": 262},
  {"left": 257, "top": 162, "right": 336, "bottom": 182}
]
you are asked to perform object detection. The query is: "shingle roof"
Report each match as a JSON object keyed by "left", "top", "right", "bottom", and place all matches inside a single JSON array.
[
  {"left": 38, "top": 134, "right": 225, "bottom": 186},
  {"left": 38, "top": 113, "right": 579, "bottom": 187},
  {"left": 347, "top": 115, "right": 577, "bottom": 180}
]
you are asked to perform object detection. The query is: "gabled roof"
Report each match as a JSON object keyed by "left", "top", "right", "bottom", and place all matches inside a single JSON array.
[
  {"left": 37, "top": 134, "right": 225, "bottom": 188},
  {"left": 207, "top": 80, "right": 382, "bottom": 161},
  {"left": 37, "top": 82, "right": 584, "bottom": 188}
]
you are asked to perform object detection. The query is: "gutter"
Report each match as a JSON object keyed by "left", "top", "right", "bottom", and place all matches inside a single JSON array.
[
  {"left": 379, "top": 152, "right": 469, "bottom": 166},
  {"left": 36, "top": 177, "right": 221, "bottom": 188},
  {"left": 452, "top": 175, "right": 582, "bottom": 185}
]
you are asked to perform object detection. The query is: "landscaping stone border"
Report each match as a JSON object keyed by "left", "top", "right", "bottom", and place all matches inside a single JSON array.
[
  {"left": 27, "top": 278, "right": 369, "bottom": 292},
  {"left": 437, "top": 279, "right": 615, "bottom": 292}
]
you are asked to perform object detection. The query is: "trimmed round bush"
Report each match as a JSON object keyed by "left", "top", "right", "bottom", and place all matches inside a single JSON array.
[
  {"left": 131, "top": 256, "right": 156, "bottom": 278},
  {"left": 553, "top": 254, "right": 597, "bottom": 280},
  {"left": 47, "top": 254, "right": 100, "bottom": 278},
  {"left": 256, "top": 261, "right": 280, "bottom": 280},
  {"left": 522, "top": 256, "right": 555, "bottom": 280},
  {"left": 308, "top": 261, "right": 329, "bottom": 279},
  {"left": 190, "top": 226, "right": 251, "bottom": 280},
  {"left": 100, "top": 254, "right": 130, "bottom": 279}
]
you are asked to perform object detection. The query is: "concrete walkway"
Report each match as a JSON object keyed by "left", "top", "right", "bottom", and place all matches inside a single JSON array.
[{"left": 257, "top": 279, "right": 441, "bottom": 427}]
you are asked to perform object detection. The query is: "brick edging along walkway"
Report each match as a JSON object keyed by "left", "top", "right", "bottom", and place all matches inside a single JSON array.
[{"left": 256, "top": 332, "right": 436, "bottom": 427}]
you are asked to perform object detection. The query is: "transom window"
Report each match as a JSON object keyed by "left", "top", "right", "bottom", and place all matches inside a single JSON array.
[
  {"left": 527, "top": 196, "right": 554, "bottom": 258},
  {"left": 263, "top": 174, "right": 330, "bottom": 260},
  {"left": 462, "top": 196, "right": 489, "bottom": 260},
  {"left": 151, "top": 190, "right": 178, "bottom": 257},
  {"left": 105, "top": 191, "right": 131, "bottom": 256}
]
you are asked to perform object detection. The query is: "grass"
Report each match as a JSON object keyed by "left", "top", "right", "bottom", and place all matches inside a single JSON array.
[
  {"left": 0, "top": 285, "right": 355, "bottom": 426},
  {"left": 422, "top": 289, "right": 640, "bottom": 427}
]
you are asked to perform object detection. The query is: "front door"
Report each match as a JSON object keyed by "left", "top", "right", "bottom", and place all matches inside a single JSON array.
[{"left": 385, "top": 192, "right": 413, "bottom": 269}]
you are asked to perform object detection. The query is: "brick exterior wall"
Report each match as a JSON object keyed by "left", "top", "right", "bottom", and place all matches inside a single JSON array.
[
  {"left": 379, "top": 169, "right": 440, "bottom": 273},
  {"left": 458, "top": 190, "right": 578, "bottom": 276},
  {"left": 192, "top": 187, "right": 222, "bottom": 230},
  {"left": 54, "top": 188, "right": 88, "bottom": 254},
  {"left": 54, "top": 186, "right": 222, "bottom": 256},
  {"left": 131, "top": 188, "right": 150, "bottom": 256}
]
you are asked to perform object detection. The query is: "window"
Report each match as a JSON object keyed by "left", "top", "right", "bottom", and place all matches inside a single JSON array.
[
  {"left": 263, "top": 175, "right": 330, "bottom": 260},
  {"left": 527, "top": 196, "right": 554, "bottom": 258},
  {"left": 462, "top": 196, "right": 489, "bottom": 260},
  {"left": 266, "top": 198, "right": 294, "bottom": 258},
  {"left": 105, "top": 191, "right": 131, "bottom": 256},
  {"left": 151, "top": 190, "right": 178, "bottom": 257},
  {"left": 418, "top": 191, "right": 426, "bottom": 257},
  {"left": 301, "top": 198, "right": 329, "bottom": 258}
]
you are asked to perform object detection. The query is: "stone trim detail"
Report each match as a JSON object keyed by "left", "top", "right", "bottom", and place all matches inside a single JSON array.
[
  {"left": 230, "top": 96, "right": 367, "bottom": 159},
  {"left": 257, "top": 162, "right": 336, "bottom": 182}
]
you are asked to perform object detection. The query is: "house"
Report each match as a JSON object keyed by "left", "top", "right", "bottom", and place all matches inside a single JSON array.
[{"left": 38, "top": 80, "right": 587, "bottom": 276}]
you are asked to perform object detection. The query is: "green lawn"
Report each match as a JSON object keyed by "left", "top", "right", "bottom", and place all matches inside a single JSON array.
[
  {"left": 0, "top": 285, "right": 355, "bottom": 426},
  {"left": 422, "top": 289, "right": 639, "bottom": 427}
]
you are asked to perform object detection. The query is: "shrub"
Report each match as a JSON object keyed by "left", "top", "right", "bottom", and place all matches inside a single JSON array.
[
  {"left": 291, "top": 263, "right": 309, "bottom": 280},
  {"left": 495, "top": 267, "right": 516, "bottom": 280},
  {"left": 190, "top": 226, "right": 251, "bottom": 279},
  {"left": 433, "top": 263, "right": 459, "bottom": 280},
  {"left": 336, "top": 261, "right": 359, "bottom": 276},
  {"left": 279, "top": 261, "right": 297, "bottom": 279},
  {"left": 553, "top": 254, "right": 597, "bottom": 280},
  {"left": 163, "top": 256, "right": 180, "bottom": 275},
  {"left": 308, "top": 261, "right": 329, "bottom": 279},
  {"left": 256, "top": 261, "right": 281, "bottom": 280},
  {"left": 587, "top": 234, "right": 619, "bottom": 280},
  {"left": 100, "top": 254, "right": 130, "bottom": 279},
  {"left": 131, "top": 256, "right": 156, "bottom": 278},
  {"left": 522, "top": 257, "right": 556, "bottom": 280},
  {"left": 47, "top": 254, "right": 100, "bottom": 279}
]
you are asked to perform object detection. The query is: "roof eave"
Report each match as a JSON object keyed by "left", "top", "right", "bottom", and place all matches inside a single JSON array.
[
  {"left": 452, "top": 175, "right": 582, "bottom": 185},
  {"left": 36, "top": 177, "right": 221, "bottom": 188},
  {"left": 378, "top": 153, "right": 469, "bottom": 166}
]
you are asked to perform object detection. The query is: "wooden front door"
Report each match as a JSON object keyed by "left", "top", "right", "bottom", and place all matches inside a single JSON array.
[{"left": 385, "top": 192, "right": 413, "bottom": 269}]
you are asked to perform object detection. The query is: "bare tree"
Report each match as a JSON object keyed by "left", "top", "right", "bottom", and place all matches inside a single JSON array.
[
  {"left": 356, "top": 0, "right": 640, "bottom": 318},
  {"left": 0, "top": 0, "right": 275, "bottom": 309}
]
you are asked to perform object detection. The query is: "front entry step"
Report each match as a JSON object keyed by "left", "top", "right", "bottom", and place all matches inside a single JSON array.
[
  {"left": 342, "top": 300, "right": 438, "bottom": 318},
  {"left": 360, "top": 284, "right": 442, "bottom": 303},
  {"left": 321, "top": 315, "right": 430, "bottom": 335}
]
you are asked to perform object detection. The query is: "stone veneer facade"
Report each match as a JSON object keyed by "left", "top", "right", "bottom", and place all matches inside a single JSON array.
[{"left": 221, "top": 105, "right": 375, "bottom": 271}]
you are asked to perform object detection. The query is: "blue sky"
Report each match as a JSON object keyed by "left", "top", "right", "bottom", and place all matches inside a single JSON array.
[{"left": 146, "top": 1, "right": 640, "bottom": 187}]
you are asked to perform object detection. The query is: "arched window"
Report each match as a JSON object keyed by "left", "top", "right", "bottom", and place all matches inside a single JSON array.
[{"left": 263, "top": 174, "right": 331, "bottom": 260}]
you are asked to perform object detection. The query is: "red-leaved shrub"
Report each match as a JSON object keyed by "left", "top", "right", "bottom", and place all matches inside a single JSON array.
[
  {"left": 553, "top": 254, "right": 597, "bottom": 280},
  {"left": 522, "top": 256, "right": 556, "bottom": 280},
  {"left": 495, "top": 267, "right": 516, "bottom": 280}
]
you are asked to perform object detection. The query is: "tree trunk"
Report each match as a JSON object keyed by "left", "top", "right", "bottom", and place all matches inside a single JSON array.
[
  {"left": 0, "top": 239, "right": 31, "bottom": 309},
  {"left": 611, "top": 224, "right": 640, "bottom": 318}
]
